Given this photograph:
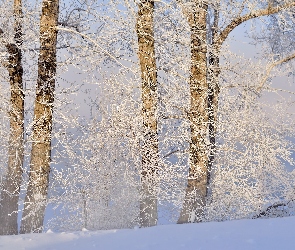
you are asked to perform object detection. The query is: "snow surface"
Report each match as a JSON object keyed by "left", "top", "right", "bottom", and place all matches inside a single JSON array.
[{"left": 1, "top": 216, "right": 295, "bottom": 250}]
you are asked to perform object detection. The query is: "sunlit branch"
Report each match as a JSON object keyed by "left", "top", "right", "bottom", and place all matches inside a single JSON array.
[
  {"left": 217, "top": 2, "right": 295, "bottom": 46},
  {"left": 257, "top": 52, "right": 295, "bottom": 91}
]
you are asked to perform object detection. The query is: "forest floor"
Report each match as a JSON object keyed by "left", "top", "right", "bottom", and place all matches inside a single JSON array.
[{"left": 1, "top": 215, "right": 294, "bottom": 250}]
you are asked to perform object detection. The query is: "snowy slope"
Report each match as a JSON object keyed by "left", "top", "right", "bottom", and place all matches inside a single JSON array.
[{"left": 1, "top": 216, "right": 295, "bottom": 250}]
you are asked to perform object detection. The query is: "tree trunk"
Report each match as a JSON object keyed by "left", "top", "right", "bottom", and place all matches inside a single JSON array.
[
  {"left": 136, "top": 0, "right": 159, "bottom": 227},
  {"left": 207, "top": 7, "right": 220, "bottom": 195},
  {"left": 178, "top": 0, "right": 209, "bottom": 224},
  {"left": 20, "top": 0, "right": 59, "bottom": 234},
  {"left": 0, "top": 0, "right": 24, "bottom": 235}
]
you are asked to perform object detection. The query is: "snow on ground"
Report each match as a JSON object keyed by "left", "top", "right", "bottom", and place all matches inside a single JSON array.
[{"left": 1, "top": 216, "right": 295, "bottom": 250}]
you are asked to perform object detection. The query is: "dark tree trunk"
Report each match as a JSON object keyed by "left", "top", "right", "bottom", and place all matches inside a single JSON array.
[
  {"left": 0, "top": 0, "right": 24, "bottom": 235},
  {"left": 207, "top": 7, "right": 220, "bottom": 196}
]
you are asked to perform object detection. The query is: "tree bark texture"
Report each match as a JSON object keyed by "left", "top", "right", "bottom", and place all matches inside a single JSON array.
[
  {"left": 207, "top": 7, "right": 220, "bottom": 192},
  {"left": 136, "top": 0, "right": 159, "bottom": 227},
  {"left": 20, "top": 0, "right": 59, "bottom": 234},
  {"left": 178, "top": 0, "right": 209, "bottom": 224},
  {"left": 0, "top": 0, "right": 24, "bottom": 235}
]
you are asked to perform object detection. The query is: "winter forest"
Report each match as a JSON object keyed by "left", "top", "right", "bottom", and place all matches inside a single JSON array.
[{"left": 0, "top": 0, "right": 294, "bottom": 236}]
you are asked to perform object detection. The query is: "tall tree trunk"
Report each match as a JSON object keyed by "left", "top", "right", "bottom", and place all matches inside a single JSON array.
[
  {"left": 136, "top": 0, "right": 159, "bottom": 227},
  {"left": 178, "top": 0, "right": 209, "bottom": 224},
  {"left": 207, "top": 7, "right": 220, "bottom": 195},
  {"left": 0, "top": 0, "right": 24, "bottom": 235},
  {"left": 20, "top": 0, "right": 59, "bottom": 234}
]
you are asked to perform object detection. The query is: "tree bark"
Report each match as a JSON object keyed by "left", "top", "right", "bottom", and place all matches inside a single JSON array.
[
  {"left": 136, "top": 0, "right": 159, "bottom": 227},
  {"left": 20, "top": 0, "right": 59, "bottom": 234},
  {"left": 178, "top": 0, "right": 209, "bottom": 224},
  {"left": 207, "top": 7, "right": 220, "bottom": 192},
  {"left": 0, "top": 0, "right": 24, "bottom": 235}
]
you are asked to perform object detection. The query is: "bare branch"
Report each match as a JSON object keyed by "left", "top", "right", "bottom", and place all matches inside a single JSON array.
[
  {"left": 163, "top": 149, "right": 180, "bottom": 158},
  {"left": 163, "top": 147, "right": 188, "bottom": 158}
]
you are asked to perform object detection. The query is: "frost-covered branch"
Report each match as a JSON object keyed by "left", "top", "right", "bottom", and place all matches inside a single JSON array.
[
  {"left": 253, "top": 199, "right": 295, "bottom": 219},
  {"left": 217, "top": 2, "right": 295, "bottom": 46},
  {"left": 55, "top": 26, "right": 137, "bottom": 74},
  {"left": 257, "top": 52, "right": 295, "bottom": 91}
]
